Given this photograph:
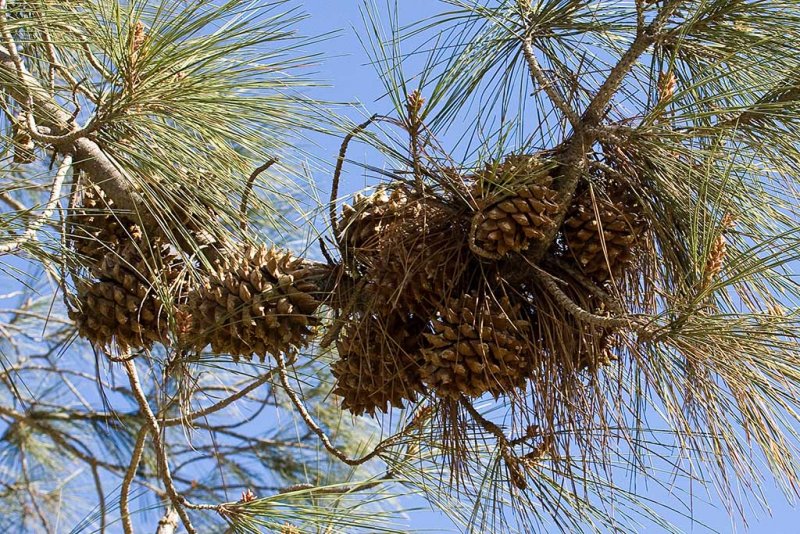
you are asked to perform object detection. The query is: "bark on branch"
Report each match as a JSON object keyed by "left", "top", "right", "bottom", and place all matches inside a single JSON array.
[{"left": 0, "top": 45, "right": 159, "bottom": 232}]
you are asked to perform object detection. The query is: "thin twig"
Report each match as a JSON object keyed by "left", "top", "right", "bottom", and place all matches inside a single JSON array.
[
  {"left": 19, "top": 447, "right": 53, "bottom": 534},
  {"left": 544, "top": 256, "right": 625, "bottom": 316},
  {"left": 0, "top": 153, "right": 73, "bottom": 254},
  {"left": 124, "top": 360, "right": 197, "bottom": 534},
  {"left": 239, "top": 159, "right": 277, "bottom": 232},
  {"left": 529, "top": 261, "right": 634, "bottom": 328},
  {"left": 275, "top": 353, "right": 388, "bottom": 466},
  {"left": 330, "top": 115, "right": 377, "bottom": 246},
  {"left": 160, "top": 370, "right": 277, "bottom": 427},
  {"left": 0, "top": 191, "right": 26, "bottom": 211},
  {"left": 120, "top": 424, "right": 148, "bottom": 534},
  {"left": 90, "top": 463, "right": 107, "bottom": 533},
  {"left": 519, "top": 29, "right": 580, "bottom": 128}
]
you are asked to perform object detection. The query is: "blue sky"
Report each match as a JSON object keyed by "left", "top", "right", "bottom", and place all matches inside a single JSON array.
[
  {"left": 1, "top": 1, "right": 797, "bottom": 532},
  {"left": 295, "top": 1, "right": 800, "bottom": 532}
]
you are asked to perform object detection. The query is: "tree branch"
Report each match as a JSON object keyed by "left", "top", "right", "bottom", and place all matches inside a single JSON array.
[
  {"left": 0, "top": 153, "right": 72, "bottom": 255},
  {"left": 528, "top": 0, "right": 687, "bottom": 262},
  {"left": 0, "top": 46, "right": 159, "bottom": 232},
  {"left": 124, "top": 360, "right": 197, "bottom": 534}
]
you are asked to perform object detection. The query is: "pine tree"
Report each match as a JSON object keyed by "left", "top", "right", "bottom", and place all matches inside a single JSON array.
[{"left": 1, "top": 0, "right": 800, "bottom": 532}]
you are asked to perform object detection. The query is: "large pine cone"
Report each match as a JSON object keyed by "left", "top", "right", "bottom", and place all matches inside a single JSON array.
[
  {"left": 188, "top": 246, "right": 322, "bottom": 361},
  {"left": 71, "top": 184, "right": 141, "bottom": 263},
  {"left": 69, "top": 241, "right": 182, "bottom": 350},
  {"left": 420, "top": 293, "right": 531, "bottom": 399},
  {"left": 470, "top": 155, "right": 560, "bottom": 259},
  {"left": 331, "top": 313, "right": 427, "bottom": 417},
  {"left": 562, "top": 183, "right": 646, "bottom": 283},
  {"left": 338, "top": 185, "right": 418, "bottom": 269}
]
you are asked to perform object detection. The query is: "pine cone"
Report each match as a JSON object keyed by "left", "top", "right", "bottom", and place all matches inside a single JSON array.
[
  {"left": 420, "top": 293, "right": 531, "bottom": 399},
  {"left": 332, "top": 313, "right": 427, "bottom": 417},
  {"left": 188, "top": 246, "right": 322, "bottom": 361},
  {"left": 338, "top": 185, "right": 418, "bottom": 268},
  {"left": 69, "top": 241, "right": 182, "bottom": 350},
  {"left": 562, "top": 184, "right": 646, "bottom": 283},
  {"left": 470, "top": 155, "right": 559, "bottom": 259},
  {"left": 71, "top": 184, "right": 142, "bottom": 264}
]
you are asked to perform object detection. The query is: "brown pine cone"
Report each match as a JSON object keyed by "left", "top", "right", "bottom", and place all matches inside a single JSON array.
[
  {"left": 562, "top": 184, "right": 646, "bottom": 283},
  {"left": 331, "top": 313, "right": 427, "bottom": 417},
  {"left": 188, "top": 246, "right": 323, "bottom": 361},
  {"left": 71, "top": 184, "right": 142, "bottom": 264},
  {"left": 69, "top": 241, "right": 182, "bottom": 350},
  {"left": 338, "top": 185, "right": 418, "bottom": 269},
  {"left": 470, "top": 154, "right": 559, "bottom": 259},
  {"left": 420, "top": 293, "right": 531, "bottom": 399}
]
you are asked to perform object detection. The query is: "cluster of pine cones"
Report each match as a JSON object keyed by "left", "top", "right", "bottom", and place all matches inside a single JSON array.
[
  {"left": 67, "top": 185, "right": 326, "bottom": 360},
  {"left": 66, "top": 151, "right": 646, "bottom": 420},
  {"left": 330, "top": 153, "right": 647, "bottom": 416}
]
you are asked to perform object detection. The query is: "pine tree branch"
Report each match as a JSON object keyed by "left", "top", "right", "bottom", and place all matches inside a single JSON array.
[
  {"left": 0, "top": 46, "right": 159, "bottom": 232},
  {"left": 124, "top": 360, "right": 197, "bottom": 534},
  {"left": 527, "top": 0, "right": 687, "bottom": 263},
  {"left": 519, "top": 30, "right": 580, "bottom": 128}
]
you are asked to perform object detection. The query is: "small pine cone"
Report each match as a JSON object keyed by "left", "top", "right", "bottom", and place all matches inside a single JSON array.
[
  {"left": 71, "top": 184, "right": 142, "bottom": 264},
  {"left": 188, "top": 246, "right": 322, "bottom": 361},
  {"left": 331, "top": 314, "right": 427, "bottom": 417},
  {"left": 470, "top": 183, "right": 560, "bottom": 259},
  {"left": 12, "top": 121, "right": 35, "bottom": 164},
  {"left": 701, "top": 213, "right": 735, "bottom": 289},
  {"left": 420, "top": 293, "right": 531, "bottom": 399},
  {"left": 563, "top": 185, "right": 646, "bottom": 283},
  {"left": 338, "top": 185, "right": 417, "bottom": 268},
  {"left": 69, "top": 242, "right": 181, "bottom": 350}
]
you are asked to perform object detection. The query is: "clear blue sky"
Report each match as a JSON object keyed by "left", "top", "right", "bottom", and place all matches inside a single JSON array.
[{"left": 296, "top": 2, "right": 800, "bottom": 532}]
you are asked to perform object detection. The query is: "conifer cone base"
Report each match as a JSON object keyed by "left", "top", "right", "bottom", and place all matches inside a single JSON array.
[
  {"left": 338, "top": 185, "right": 417, "bottom": 269},
  {"left": 364, "top": 200, "right": 471, "bottom": 316}
]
